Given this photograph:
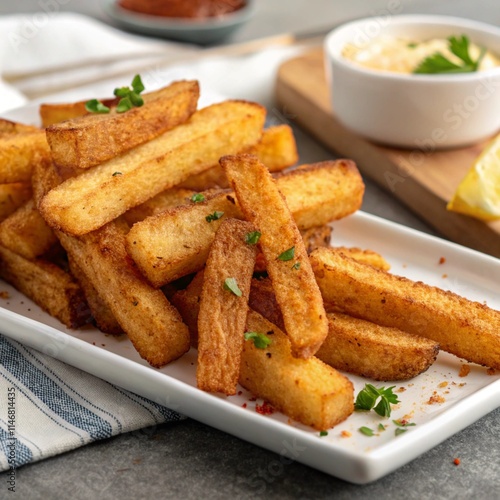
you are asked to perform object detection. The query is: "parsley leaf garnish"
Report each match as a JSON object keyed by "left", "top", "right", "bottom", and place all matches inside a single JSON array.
[
  {"left": 223, "top": 277, "right": 242, "bottom": 297},
  {"left": 191, "top": 193, "right": 205, "bottom": 203},
  {"left": 244, "top": 331, "right": 272, "bottom": 349},
  {"left": 86, "top": 74, "right": 145, "bottom": 114},
  {"left": 319, "top": 430, "right": 328, "bottom": 437},
  {"left": 278, "top": 246, "right": 295, "bottom": 261},
  {"left": 245, "top": 231, "right": 261, "bottom": 245},
  {"left": 205, "top": 211, "right": 224, "bottom": 222},
  {"left": 359, "top": 426, "right": 375, "bottom": 437},
  {"left": 354, "top": 384, "right": 400, "bottom": 417},
  {"left": 393, "top": 419, "right": 416, "bottom": 436},
  {"left": 413, "top": 35, "right": 486, "bottom": 74},
  {"left": 85, "top": 99, "right": 110, "bottom": 114}
]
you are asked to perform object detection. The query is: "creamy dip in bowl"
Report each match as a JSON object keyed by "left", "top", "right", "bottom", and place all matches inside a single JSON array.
[{"left": 324, "top": 15, "right": 500, "bottom": 148}]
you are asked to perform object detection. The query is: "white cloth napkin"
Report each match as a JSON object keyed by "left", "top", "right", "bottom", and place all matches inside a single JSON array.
[
  {"left": 0, "top": 11, "right": 304, "bottom": 471},
  {"left": 0, "top": 12, "right": 198, "bottom": 112}
]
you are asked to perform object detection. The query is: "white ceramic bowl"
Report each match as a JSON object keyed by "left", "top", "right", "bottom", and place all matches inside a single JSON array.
[{"left": 324, "top": 15, "right": 500, "bottom": 149}]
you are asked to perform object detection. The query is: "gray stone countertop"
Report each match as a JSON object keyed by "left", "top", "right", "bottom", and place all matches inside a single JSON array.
[{"left": 0, "top": 1, "right": 499, "bottom": 498}]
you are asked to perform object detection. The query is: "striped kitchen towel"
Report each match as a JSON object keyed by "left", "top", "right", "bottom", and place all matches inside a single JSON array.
[{"left": 0, "top": 334, "right": 185, "bottom": 471}]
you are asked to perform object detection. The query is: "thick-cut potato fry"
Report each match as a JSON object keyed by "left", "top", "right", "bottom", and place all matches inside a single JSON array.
[
  {"left": 171, "top": 277, "right": 354, "bottom": 429},
  {"left": 0, "top": 244, "right": 91, "bottom": 329},
  {"left": 123, "top": 187, "right": 195, "bottom": 226},
  {"left": 310, "top": 247, "right": 500, "bottom": 370},
  {"left": 276, "top": 160, "right": 364, "bottom": 229},
  {"left": 0, "top": 182, "right": 32, "bottom": 221},
  {"left": 331, "top": 246, "right": 391, "bottom": 271},
  {"left": 0, "top": 130, "right": 50, "bottom": 183},
  {"left": 0, "top": 118, "right": 39, "bottom": 136},
  {"left": 241, "top": 310, "right": 353, "bottom": 430},
  {"left": 179, "top": 124, "right": 298, "bottom": 190},
  {"left": 40, "top": 100, "right": 266, "bottom": 235},
  {"left": 39, "top": 97, "right": 119, "bottom": 127},
  {"left": 126, "top": 160, "right": 364, "bottom": 287},
  {"left": 317, "top": 313, "right": 438, "bottom": 380},
  {"left": 33, "top": 160, "right": 190, "bottom": 367},
  {"left": 45, "top": 80, "right": 200, "bottom": 170},
  {"left": 197, "top": 218, "right": 257, "bottom": 395},
  {"left": 67, "top": 256, "right": 124, "bottom": 336},
  {"left": 0, "top": 199, "right": 57, "bottom": 259},
  {"left": 221, "top": 154, "right": 328, "bottom": 359},
  {"left": 57, "top": 221, "right": 190, "bottom": 367},
  {"left": 249, "top": 277, "right": 437, "bottom": 380}
]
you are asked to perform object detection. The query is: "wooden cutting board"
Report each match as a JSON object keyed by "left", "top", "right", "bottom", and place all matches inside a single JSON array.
[{"left": 276, "top": 48, "right": 500, "bottom": 259}]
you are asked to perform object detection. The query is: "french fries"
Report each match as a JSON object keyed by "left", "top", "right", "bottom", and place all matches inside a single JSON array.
[
  {"left": 197, "top": 218, "right": 257, "bottom": 395},
  {"left": 45, "top": 80, "right": 200, "bottom": 170},
  {"left": 0, "top": 244, "right": 91, "bottom": 329},
  {"left": 179, "top": 124, "right": 298, "bottom": 190},
  {"left": 40, "top": 100, "right": 266, "bottom": 235},
  {"left": 4, "top": 75, "right": 499, "bottom": 435},
  {"left": 172, "top": 274, "right": 354, "bottom": 429},
  {"left": 241, "top": 310, "right": 354, "bottom": 430},
  {"left": 126, "top": 159, "right": 364, "bottom": 287},
  {"left": 0, "top": 129, "right": 50, "bottom": 183},
  {"left": 0, "top": 182, "right": 32, "bottom": 221},
  {"left": 310, "top": 247, "right": 500, "bottom": 370},
  {"left": 39, "top": 97, "right": 120, "bottom": 127},
  {"left": 0, "top": 199, "right": 57, "bottom": 260},
  {"left": 248, "top": 277, "right": 438, "bottom": 380},
  {"left": 221, "top": 154, "right": 328, "bottom": 359}
]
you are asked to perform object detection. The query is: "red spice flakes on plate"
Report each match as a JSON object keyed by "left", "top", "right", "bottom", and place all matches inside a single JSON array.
[
  {"left": 453, "top": 458, "right": 461, "bottom": 466},
  {"left": 427, "top": 391, "right": 446, "bottom": 405},
  {"left": 255, "top": 401, "right": 275, "bottom": 415},
  {"left": 241, "top": 403, "right": 247, "bottom": 409},
  {"left": 340, "top": 430, "right": 352, "bottom": 438},
  {"left": 439, "top": 257, "right": 446, "bottom": 265},
  {"left": 459, "top": 364, "right": 471, "bottom": 377}
]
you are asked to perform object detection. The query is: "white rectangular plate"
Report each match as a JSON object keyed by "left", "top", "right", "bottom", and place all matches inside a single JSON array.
[
  {"left": 1, "top": 102, "right": 499, "bottom": 484},
  {"left": 1, "top": 210, "right": 499, "bottom": 483}
]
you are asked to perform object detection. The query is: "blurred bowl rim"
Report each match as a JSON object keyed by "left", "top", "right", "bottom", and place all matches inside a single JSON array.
[
  {"left": 104, "top": 0, "right": 256, "bottom": 32},
  {"left": 324, "top": 14, "right": 500, "bottom": 83}
]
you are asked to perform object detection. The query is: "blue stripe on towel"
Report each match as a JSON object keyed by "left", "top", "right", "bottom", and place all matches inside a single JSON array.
[{"left": 0, "top": 336, "right": 113, "bottom": 440}]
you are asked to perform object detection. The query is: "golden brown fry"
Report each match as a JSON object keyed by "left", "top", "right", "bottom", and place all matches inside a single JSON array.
[
  {"left": 172, "top": 278, "right": 354, "bottom": 429},
  {"left": 39, "top": 97, "right": 119, "bottom": 127},
  {"left": 0, "top": 244, "right": 91, "bottom": 329},
  {"left": 332, "top": 246, "right": 391, "bottom": 271},
  {"left": 57, "top": 221, "right": 190, "bottom": 367},
  {"left": 241, "top": 310, "right": 354, "bottom": 430},
  {"left": 126, "top": 160, "right": 363, "bottom": 287},
  {"left": 0, "top": 130, "right": 50, "bottom": 183},
  {"left": 0, "top": 199, "right": 57, "bottom": 259},
  {"left": 40, "top": 100, "right": 266, "bottom": 235},
  {"left": 276, "top": 160, "right": 364, "bottom": 229},
  {"left": 45, "top": 80, "right": 200, "bottom": 170},
  {"left": 197, "top": 219, "right": 257, "bottom": 395},
  {"left": 123, "top": 187, "right": 195, "bottom": 226},
  {"left": 310, "top": 247, "right": 500, "bottom": 370},
  {"left": 221, "top": 154, "right": 328, "bottom": 359},
  {"left": 317, "top": 312, "right": 439, "bottom": 380},
  {"left": 249, "top": 277, "right": 437, "bottom": 380},
  {"left": 34, "top": 160, "right": 189, "bottom": 367},
  {"left": 179, "top": 124, "right": 298, "bottom": 190},
  {"left": 67, "top": 256, "right": 124, "bottom": 336},
  {"left": 0, "top": 182, "right": 32, "bottom": 221},
  {"left": 0, "top": 118, "right": 39, "bottom": 136},
  {"left": 300, "top": 225, "right": 333, "bottom": 254}
]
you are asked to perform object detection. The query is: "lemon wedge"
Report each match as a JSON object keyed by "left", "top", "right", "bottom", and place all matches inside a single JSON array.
[{"left": 447, "top": 133, "right": 500, "bottom": 221}]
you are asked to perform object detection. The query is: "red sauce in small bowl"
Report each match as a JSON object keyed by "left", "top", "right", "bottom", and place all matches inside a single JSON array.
[{"left": 118, "top": 0, "right": 247, "bottom": 19}]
